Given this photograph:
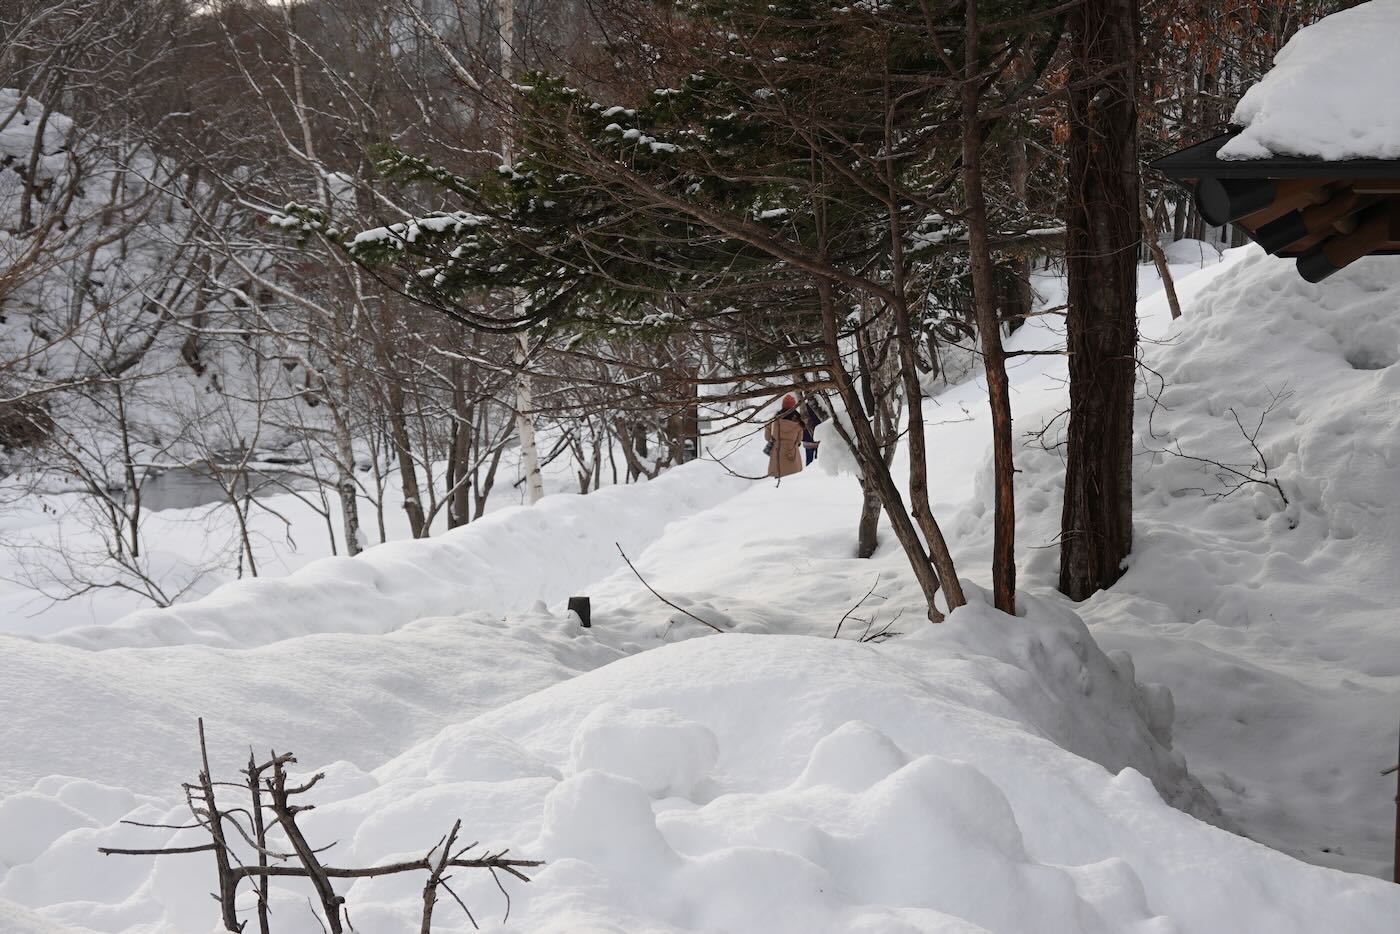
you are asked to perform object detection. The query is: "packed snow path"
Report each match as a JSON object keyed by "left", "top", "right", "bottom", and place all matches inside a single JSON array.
[{"left": 2, "top": 245, "right": 1399, "bottom": 930}]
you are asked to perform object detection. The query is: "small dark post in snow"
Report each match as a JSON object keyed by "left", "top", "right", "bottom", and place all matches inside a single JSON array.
[{"left": 568, "top": 596, "right": 591, "bottom": 628}]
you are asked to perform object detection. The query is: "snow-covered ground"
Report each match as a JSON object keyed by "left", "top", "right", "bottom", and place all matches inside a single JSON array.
[
  {"left": 0, "top": 430, "right": 681, "bottom": 637},
  {"left": 2, "top": 244, "right": 1399, "bottom": 931}
]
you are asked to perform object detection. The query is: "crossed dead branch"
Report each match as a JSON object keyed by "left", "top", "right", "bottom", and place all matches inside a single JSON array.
[{"left": 99, "top": 720, "right": 541, "bottom": 933}]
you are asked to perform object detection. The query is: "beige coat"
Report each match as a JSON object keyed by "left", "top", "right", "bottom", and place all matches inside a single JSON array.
[{"left": 765, "top": 413, "right": 805, "bottom": 478}]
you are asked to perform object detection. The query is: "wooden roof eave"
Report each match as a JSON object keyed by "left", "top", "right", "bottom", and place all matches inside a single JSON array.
[
  {"left": 1149, "top": 131, "right": 1400, "bottom": 281},
  {"left": 1151, "top": 131, "right": 1400, "bottom": 181}
]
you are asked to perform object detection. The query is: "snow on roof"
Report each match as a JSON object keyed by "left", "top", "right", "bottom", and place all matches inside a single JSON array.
[{"left": 1219, "top": 0, "right": 1400, "bottom": 162}]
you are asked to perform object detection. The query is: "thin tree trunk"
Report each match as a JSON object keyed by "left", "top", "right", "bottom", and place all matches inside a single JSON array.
[
  {"left": 386, "top": 383, "right": 427, "bottom": 537},
  {"left": 1141, "top": 191, "right": 1182, "bottom": 319},
  {"left": 447, "top": 359, "right": 473, "bottom": 528},
  {"left": 512, "top": 327, "right": 544, "bottom": 504},
  {"left": 962, "top": 0, "right": 1017, "bottom": 614},
  {"left": 818, "top": 279, "right": 957, "bottom": 620},
  {"left": 115, "top": 383, "right": 141, "bottom": 560},
  {"left": 19, "top": 94, "right": 58, "bottom": 233},
  {"left": 854, "top": 310, "right": 884, "bottom": 559},
  {"left": 1060, "top": 0, "right": 1140, "bottom": 600},
  {"left": 856, "top": 483, "right": 881, "bottom": 559},
  {"left": 877, "top": 91, "right": 965, "bottom": 615},
  {"left": 330, "top": 402, "right": 363, "bottom": 556},
  {"left": 495, "top": 0, "right": 544, "bottom": 506}
]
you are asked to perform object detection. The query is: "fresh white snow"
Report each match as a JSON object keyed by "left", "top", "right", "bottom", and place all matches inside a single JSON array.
[
  {"left": 1219, "top": 0, "right": 1400, "bottom": 161},
  {"left": 2, "top": 247, "right": 1400, "bottom": 931}
]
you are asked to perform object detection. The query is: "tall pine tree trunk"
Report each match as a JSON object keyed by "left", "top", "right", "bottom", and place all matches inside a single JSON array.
[{"left": 1060, "top": 0, "right": 1140, "bottom": 600}]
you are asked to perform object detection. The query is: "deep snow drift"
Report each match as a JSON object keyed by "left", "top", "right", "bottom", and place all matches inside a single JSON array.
[
  {"left": 954, "top": 248, "right": 1400, "bottom": 879},
  {"left": 2, "top": 246, "right": 1400, "bottom": 931}
]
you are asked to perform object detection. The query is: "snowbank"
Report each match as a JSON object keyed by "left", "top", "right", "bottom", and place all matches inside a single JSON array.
[
  {"left": 959, "top": 246, "right": 1400, "bottom": 876},
  {"left": 1220, "top": 0, "right": 1400, "bottom": 160},
  {"left": 43, "top": 459, "right": 750, "bottom": 650},
  {"left": 12, "top": 597, "right": 1392, "bottom": 933}
]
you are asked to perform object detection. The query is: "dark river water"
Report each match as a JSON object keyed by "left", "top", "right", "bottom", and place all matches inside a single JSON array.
[{"left": 134, "top": 465, "right": 315, "bottom": 512}]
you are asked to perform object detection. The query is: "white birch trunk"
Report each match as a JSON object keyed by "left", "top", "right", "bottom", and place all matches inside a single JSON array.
[
  {"left": 496, "top": 0, "right": 543, "bottom": 504},
  {"left": 513, "top": 328, "right": 544, "bottom": 504}
]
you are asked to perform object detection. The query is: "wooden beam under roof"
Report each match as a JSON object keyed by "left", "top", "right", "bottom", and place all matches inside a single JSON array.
[{"left": 1152, "top": 131, "right": 1400, "bottom": 281}]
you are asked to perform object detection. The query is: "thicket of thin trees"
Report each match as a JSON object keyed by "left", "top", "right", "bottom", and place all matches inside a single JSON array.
[
  {"left": 1, "top": 0, "right": 1359, "bottom": 615},
  {"left": 0, "top": 0, "right": 702, "bottom": 606}
]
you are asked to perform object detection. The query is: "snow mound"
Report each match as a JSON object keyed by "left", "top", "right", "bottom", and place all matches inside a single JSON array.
[
  {"left": 45, "top": 459, "right": 748, "bottom": 650},
  {"left": 1161, "top": 238, "right": 1221, "bottom": 267},
  {"left": 812, "top": 415, "right": 859, "bottom": 477},
  {"left": 569, "top": 704, "right": 719, "bottom": 798},
  {"left": 968, "top": 247, "right": 1400, "bottom": 876},
  {"left": 35, "top": 603, "right": 1388, "bottom": 933},
  {"left": 1220, "top": 1, "right": 1400, "bottom": 160},
  {"left": 0, "top": 608, "right": 624, "bottom": 801},
  {"left": 0, "top": 898, "right": 74, "bottom": 934}
]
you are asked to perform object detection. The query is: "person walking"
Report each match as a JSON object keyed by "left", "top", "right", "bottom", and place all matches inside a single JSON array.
[
  {"left": 801, "top": 401, "right": 823, "bottom": 465},
  {"left": 765, "top": 394, "right": 805, "bottom": 479}
]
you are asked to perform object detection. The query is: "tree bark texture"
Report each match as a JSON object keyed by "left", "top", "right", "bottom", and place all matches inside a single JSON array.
[
  {"left": 386, "top": 382, "right": 428, "bottom": 537},
  {"left": 1060, "top": 0, "right": 1140, "bottom": 601},
  {"left": 856, "top": 483, "right": 882, "bottom": 559},
  {"left": 963, "top": 0, "right": 1016, "bottom": 614}
]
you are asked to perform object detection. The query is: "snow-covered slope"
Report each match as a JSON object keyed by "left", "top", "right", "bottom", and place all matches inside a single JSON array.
[
  {"left": 0, "top": 88, "right": 274, "bottom": 459},
  {"left": 40, "top": 457, "right": 751, "bottom": 650},
  {"left": 956, "top": 247, "right": 1400, "bottom": 877},
  {"left": 2, "top": 246, "right": 1399, "bottom": 930}
]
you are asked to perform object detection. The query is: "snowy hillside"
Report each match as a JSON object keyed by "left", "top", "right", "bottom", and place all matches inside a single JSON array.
[
  {"left": 1, "top": 246, "right": 1398, "bottom": 931},
  {"left": 0, "top": 88, "right": 281, "bottom": 461},
  {"left": 978, "top": 248, "right": 1400, "bottom": 878}
]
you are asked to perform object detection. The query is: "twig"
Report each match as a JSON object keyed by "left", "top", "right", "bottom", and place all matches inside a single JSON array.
[
  {"left": 1143, "top": 387, "right": 1293, "bottom": 509},
  {"left": 616, "top": 542, "right": 724, "bottom": 632},
  {"left": 834, "top": 576, "right": 882, "bottom": 639},
  {"left": 245, "top": 749, "right": 273, "bottom": 934},
  {"left": 420, "top": 819, "right": 460, "bottom": 934},
  {"left": 99, "top": 843, "right": 220, "bottom": 856},
  {"left": 441, "top": 879, "right": 479, "bottom": 930},
  {"left": 860, "top": 608, "right": 905, "bottom": 643},
  {"left": 489, "top": 867, "right": 512, "bottom": 924},
  {"left": 266, "top": 756, "right": 344, "bottom": 933}
]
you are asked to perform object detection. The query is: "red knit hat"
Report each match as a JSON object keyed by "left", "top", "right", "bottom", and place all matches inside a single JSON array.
[{"left": 781, "top": 394, "right": 797, "bottom": 410}]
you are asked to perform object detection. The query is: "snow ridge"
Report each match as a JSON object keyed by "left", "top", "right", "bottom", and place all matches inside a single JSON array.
[{"left": 45, "top": 459, "right": 751, "bottom": 650}]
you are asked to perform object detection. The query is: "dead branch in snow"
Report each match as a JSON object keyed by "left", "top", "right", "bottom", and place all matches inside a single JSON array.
[
  {"left": 98, "top": 720, "right": 540, "bottom": 933},
  {"left": 833, "top": 576, "right": 904, "bottom": 643},
  {"left": 1142, "top": 386, "right": 1293, "bottom": 510},
  {"left": 860, "top": 608, "right": 906, "bottom": 644},
  {"left": 834, "top": 576, "right": 884, "bottom": 640},
  {"left": 616, "top": 542, "right": 726, "bottom": 633}
]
